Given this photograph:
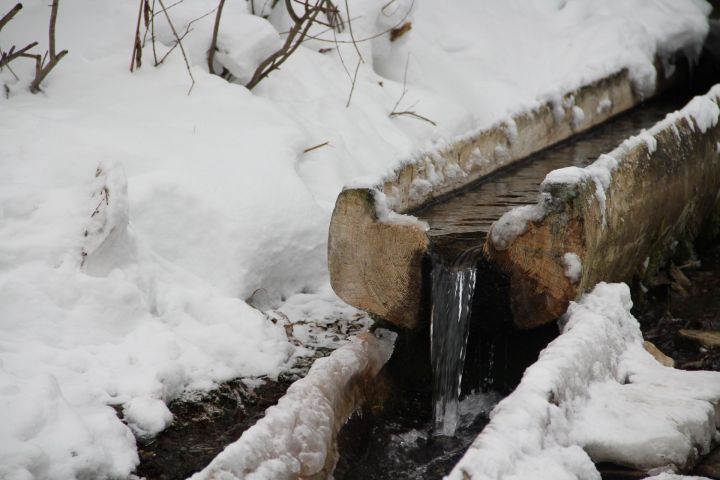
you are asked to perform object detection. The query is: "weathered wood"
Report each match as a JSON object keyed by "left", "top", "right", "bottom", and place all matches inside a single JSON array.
[
  {"left": 329, "top": 70, "right": 642, "bottom": 328},
  {"left": 486, "top": 91, "right": 720, "bottom": 328},
  {"left": 328, "top": 189, "right": 428, "bottom": 328},
  {"left": 382, "top": 70, "right": 638, "bottom": 213}
]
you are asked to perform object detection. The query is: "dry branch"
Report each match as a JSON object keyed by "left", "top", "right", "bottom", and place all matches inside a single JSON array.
[
  {"left": 0, "top": 3, "right": 22, "bottom": 31},
  {"left": 245, "top": 0, "right": 325, "bottom": 89},
  {"left": 131, "top": 0, "right": 145, "bottom": 71},
  {"left": 156, "top": 0, "right": 195, "bottom": 94},
  {"left": 29, "top": 0, "right": 68, "bottom": 93},
  {"left": 303, "top": 141, "right": 329, "bottom": 153},
  {"left": 208, "top": 0, "right": 226, "bottom": 74}
]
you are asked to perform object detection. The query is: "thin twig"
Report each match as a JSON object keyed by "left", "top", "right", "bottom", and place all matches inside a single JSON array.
[
  {"left": 389, "top": 110, "right": 437, "bottom": 126},
  {"left": 301, "top": 0, "right": 414, "bottom": 44},
  {"left": 343, "top": 0, "right": 363, "bottom": 63},
  {"left": 157, "top": 0, "right": 195, "bottom": 95},
  {"left": 303, "top": 141, "right": 329, "bottom": 153},
  {"left": 0, "top": 42, "right": 38, "bottom": 69},
  {"left": 131, "top": 0, "right": 144, "bottom": 71},
  {"left": 0, "top": 3, "right": 22, "bottom": 32},
  {"left": 150, "top": 0, "right": 158, "bottom": 64},
  {"left": 208, "top": 0, "right": 226, "bottom": 74},
  {"left": 332, "top": 27, "right": 351, "bottom": 81},
  {"left": 388, "top": 54, "right": 436, "bottom": 126},
  {"left": 389, "top": 54, "right": 410, "bottom": 114},
  {"left": 345, "top": 57, "right": 360, "bottom": 107},
  {"left": 156, "top": 7, "right": 215, "bottom": 66}
]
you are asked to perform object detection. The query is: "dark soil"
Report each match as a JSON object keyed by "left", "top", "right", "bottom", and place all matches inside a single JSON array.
[
  {"left": 133, "top": 352, "right": 329, "bottom": 480},
  {"left": 635, "top": 244, "right": 720, "bottom": 372}
]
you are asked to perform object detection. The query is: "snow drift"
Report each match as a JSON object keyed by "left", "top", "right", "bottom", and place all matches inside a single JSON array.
[{"left": 448, "top": 283, "right": 720, "bottom": 480}]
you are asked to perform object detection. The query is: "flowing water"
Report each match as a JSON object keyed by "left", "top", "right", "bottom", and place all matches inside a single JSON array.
[
  {"left": 333, "top": 58, "right": 720, "bottom": 478},
  {"left": 430, "top": 252, "right": 479, "bottom": 436}
]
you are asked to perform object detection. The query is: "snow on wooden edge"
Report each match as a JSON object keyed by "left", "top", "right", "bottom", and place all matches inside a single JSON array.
[
  {"left": 190, "top": 329, "right": 396, "bottom": 480},
  {"left": 489, "top": 84, "right": 720, "bottom": 251},
  {"left": 448, "top": 282, "right": 720, "bottom": 480}
]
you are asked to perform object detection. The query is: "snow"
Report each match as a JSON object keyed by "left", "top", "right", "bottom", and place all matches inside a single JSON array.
[
  {"left": 374, "top": 190, "right": 430, "bottom": 230},
  {"left": 190, "top": 330, "right": 396, "bottom": 480},
  {"left": 448, "top": 283, "right": 720, "bottom": 480},
  {"left": 490, "top": 83, "right": 720, "bottom": 250},
  {"left": 0, "top": 0, "right": 713, "bottom": 477},
  {"left": 645, "top": 474, "right": 713, "bottom": 480},
  {"left": 562, "top": 253, "right": 583, "bottom": 283}
]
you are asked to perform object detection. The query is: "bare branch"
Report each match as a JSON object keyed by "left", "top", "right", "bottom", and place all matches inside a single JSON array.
[
  {"left": 131, "top": 0, "right": 145, "bottom": 71},
  {"left": 245, "top": 0, "right": 324, "bottom": 90},
  {"left": 389, "top": 110, "right": 437, "bottom": 126},
  {"left": 0, "top": 3, "right": 22, "bottom": 32},
  {"left": 300, "top": 0, "right": 414, "bottom": 45},
  {"left": 0, "top": 42, "right": 37, "bottom": 69},
  {"left": 157, "top": 7, "right": 215, "bottom": 66},
  {"left": 343, "top": 0, "right": 363, "bottom": 62},
  {"left": 303, "top": 141, "right": 329, "bottom": 153},
  {"left": 48, "top": 0, "right": 60, "bottom": 59},
  {"left": 156, "top": 0, "right": 195, "bottom": 95},
  {"left": 29, "top": 0, "right": 67, "bottom": 93},
  {"left": 29, "top": 50, "right": 67, "bottom": 92},
  {"left": 208, "top": 0, "right": 226, "bottom": 74},
  {"left": 345, "top": 57, "right": 360, "bottom": 107},
  {"left": 388, "top": 54, "right": 436, "bottom": 126}
]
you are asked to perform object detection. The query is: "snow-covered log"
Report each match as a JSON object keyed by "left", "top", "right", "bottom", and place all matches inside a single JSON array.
[
  {"left": 448, "top": 283, "right": 720, "bottom": 479},
  {"left": 487, "top": 84, "right": 720, "bottom": 329},
  {"left": 190, "top": 330, "right": 396, "bottom": 480},
  {"left": 329, "top": 66, "right": 682, "bottom": 329}
]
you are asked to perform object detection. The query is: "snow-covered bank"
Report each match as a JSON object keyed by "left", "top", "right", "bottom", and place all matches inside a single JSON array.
[
  {"left": 448, "top": 283, "right": 720, "bottom": 480},
  {"left": 0, "top": 0, "right": 713, "bottom": 477}
]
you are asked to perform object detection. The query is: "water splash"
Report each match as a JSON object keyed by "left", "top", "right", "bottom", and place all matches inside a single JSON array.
[{"left": 430, "top": 254, "right": 478, "bottom": 436}]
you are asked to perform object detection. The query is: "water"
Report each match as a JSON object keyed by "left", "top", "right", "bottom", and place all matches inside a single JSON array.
[
  {"left": 414, "top": 93, "right": 700, "bottom": 254},
  {"left": 430, "top": 252, "right": 478, "bottom": 436},
  {"left": 333, "top": 73, "right": 718, "bottom": 478},
  {"left": 334, "top": 389, "right": 500, "bottom": 480}
]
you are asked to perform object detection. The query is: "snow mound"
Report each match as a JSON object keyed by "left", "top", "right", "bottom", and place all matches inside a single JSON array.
[
  {"left": 448, "top": 282, "right": 720, "bottom": 480},
  {"left": 191, "top": 330, "right": 396, "bottom": 480}
]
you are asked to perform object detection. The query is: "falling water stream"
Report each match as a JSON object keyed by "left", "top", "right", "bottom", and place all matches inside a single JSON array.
[{"left": 430, "top": 252, "right": 478, "bottom": 436}]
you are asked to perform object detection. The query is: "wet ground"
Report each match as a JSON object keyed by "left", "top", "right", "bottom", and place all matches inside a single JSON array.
[
  {"left": 134, "top": 352, "right": 328, "bottom": 480},
  {"left": 636, "top": 244, "right": 720, "bottom": 372},
  {"left": 334, "top": 383, "right": 500, "bottom": 480}
]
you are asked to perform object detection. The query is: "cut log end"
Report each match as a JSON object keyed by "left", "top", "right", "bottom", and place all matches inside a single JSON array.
[{"left": 328, "top": 189, "right": 429, "bottom": 329}]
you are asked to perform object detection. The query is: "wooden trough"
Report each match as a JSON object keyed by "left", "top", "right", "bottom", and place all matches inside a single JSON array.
[{"left": 328, "top": 68, "right": 720, "bottom": 330}]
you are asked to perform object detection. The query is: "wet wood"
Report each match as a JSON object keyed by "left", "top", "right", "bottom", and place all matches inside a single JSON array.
[
  {"left": 678, "top": 329, "right": 720, "bottom": 348},
  {"left": 486, "top": 94, "right": 720, "bottom": 328},
  {"left": 328, "top": 189, "right": 429, "bottom": 328},
  {"left": 329, "top": 70, "right": 641, "bottom": 328}
]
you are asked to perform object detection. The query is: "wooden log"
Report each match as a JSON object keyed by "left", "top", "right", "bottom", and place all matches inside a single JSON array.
[
  {"left": 329, "top": 69, "right": 640, "bottom": 328},
  {"left": 328, "top": 189, "right": 429, "bottom": 328},
  {"left": 486, "top": 88, "right": 720, "bottom": 329}
]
